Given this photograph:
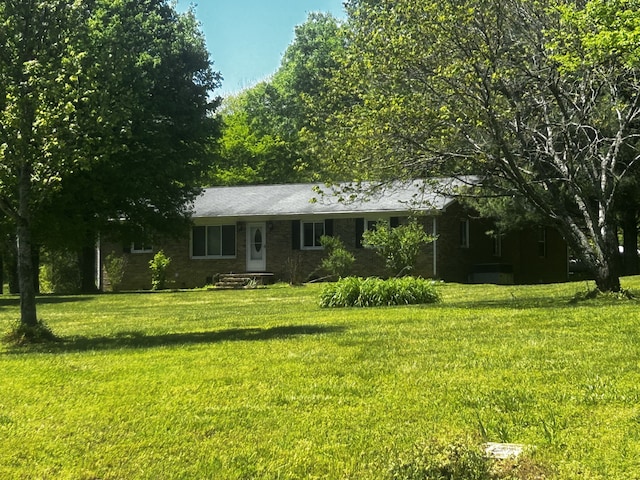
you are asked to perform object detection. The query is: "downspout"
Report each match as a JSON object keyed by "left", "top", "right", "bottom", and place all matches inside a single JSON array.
[{"left": 432, "top": 216, "right": 437, "bottom": 278}]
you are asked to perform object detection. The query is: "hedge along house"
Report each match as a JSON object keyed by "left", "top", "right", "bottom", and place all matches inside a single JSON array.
[{"left": 99, "top": 180, "right": 568, "bottom": 290}]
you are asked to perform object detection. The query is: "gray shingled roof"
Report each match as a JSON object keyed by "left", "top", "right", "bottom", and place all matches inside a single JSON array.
[{"left": 190, "top": 179, "right": 467, "bottom": 219}]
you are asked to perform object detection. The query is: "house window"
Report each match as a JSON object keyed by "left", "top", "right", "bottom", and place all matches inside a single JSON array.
[
  {"left": 365, "top": 219, "right": 379, "bottom": 232},
  {"left": 492, "top": 233, "right": 502, "bottom": 257},
  {"left": 537, "top": 227, "right": 547, "bottom": 258},
  {"left": 131, "top": 241, "right": 152, "bottom": 254},
  {"left": 301, "top": 220, "right": 325, "bottom": 249},
  {"left": 192, "top": 225, "right": 236, "bottom": 258},
  {"left": 460, "top": 219, "right": 470, "bottom": 248}
]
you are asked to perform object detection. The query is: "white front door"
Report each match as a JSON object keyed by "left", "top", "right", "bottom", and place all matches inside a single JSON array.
[{"left": 246, "top": 222, "right": 266, "bottom": 272}]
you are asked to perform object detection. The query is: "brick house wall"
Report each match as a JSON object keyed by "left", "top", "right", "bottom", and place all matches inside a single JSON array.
[
  {"left": 101, "top": 215, "right": 435, "bottom": 290},
  {"left": 100, "top": 208, "right": 567, "bottom": 291}
]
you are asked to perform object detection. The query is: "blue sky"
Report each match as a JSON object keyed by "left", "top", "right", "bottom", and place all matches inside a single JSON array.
[{"left": 175, "top": 1, "right": 346, "bottom": 96}]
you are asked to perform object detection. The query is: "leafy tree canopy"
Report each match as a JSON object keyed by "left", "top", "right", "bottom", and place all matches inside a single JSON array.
[
  {"left": 211, "top": 13, "right": 345, "bottom": 185},
  {"left": 0, "top": 0, "right": 221, "bottom": 331},
  {"left": 320, "top": 0, "right": 640, "bottom": 292}
]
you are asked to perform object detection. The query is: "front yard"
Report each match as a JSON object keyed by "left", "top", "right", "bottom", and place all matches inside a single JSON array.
[{"left": 1, "top": 279, "right": 639, "bottom": 478}]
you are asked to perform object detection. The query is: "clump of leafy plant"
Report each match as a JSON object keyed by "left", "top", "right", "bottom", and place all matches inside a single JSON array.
[
  {"left": 149, "top": 250, "right": 171, "bottom": 290},
  {"left": 362, "top": 218, "right": 434, "bottom": 276},
  {"left": 3, "top": 319, "right": 58, "bottom": 345},
  {"left": 569, "top": 284, "right": 635, "bottom": 303},
  {"left": 388, "top": 439, "right": 548, "bottom": 480},
  {"left": 320, "top": 235, "right": 355, "bottom": 279},
  {"left": 104, "top": 251, "right": 127, "bottom": 292},
  {"left": 320, "top": 276, "right": 440, "bottom": 307},
  {"left": 389, "top": 440, "right": 491, "bottom": 480}
]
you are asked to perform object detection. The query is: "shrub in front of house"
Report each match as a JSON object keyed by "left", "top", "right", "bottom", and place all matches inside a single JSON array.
[
  {"left": 104, "top": 251, "right": 127, "bottom": 292},
  {"left": 320, "top": 276, "right": 441, "bottom": 308},
  {"left": 320, "top": 235, "right": 355, "bottom": 279},
  {"left": 362, "top": 218, "right": 434, "bottom": 276},
  {"left": 149, "top": 250, "right": 171, "bottom": 290}
]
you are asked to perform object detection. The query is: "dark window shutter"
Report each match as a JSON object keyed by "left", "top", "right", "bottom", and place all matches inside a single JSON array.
[
  {"left": 390, "top": 216, "right": 400, "bottom": 228},
  {"left": 324, "top": 219, "right": 334, "bottom": 237},
  {"left": 355, "top": 218, "right": 364, "bottom": 248},
  {"left": 123, "top": 243, "right": 131, "bottom": 254},
  {"left": 292, "top": 220, "right": 301, "bottom": 250}
]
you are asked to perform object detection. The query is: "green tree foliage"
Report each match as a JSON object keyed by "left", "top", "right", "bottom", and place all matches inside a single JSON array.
[
  {"left": 39, "top": 249, "right": 81, "bottom": 294},
  {"left": 211, "top": 84, "right": 304, "bottom": 185},
  {"left": 0, "top": 0, "right": 220, "bottom": 333},
  {"left": 41, "top": 1, "right": 221, "bottom": 247},
  {"left": 362, "top": 219, "right": 433, "bottom": 276},
  {"left": 325, "top": 0, "right": 640, "bottom": 292},
  {"left": 211, "top": 13, "right": 345, "bottom": 185}
]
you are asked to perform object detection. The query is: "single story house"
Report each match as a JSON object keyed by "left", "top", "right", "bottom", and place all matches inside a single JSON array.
[{"left": 99, "top": 180, "right": 568, "bottom": 290}]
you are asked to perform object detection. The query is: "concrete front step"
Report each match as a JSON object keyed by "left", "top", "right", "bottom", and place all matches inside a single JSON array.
[{"left": 214, "top": 272, "right": 274, "bottom": 289}]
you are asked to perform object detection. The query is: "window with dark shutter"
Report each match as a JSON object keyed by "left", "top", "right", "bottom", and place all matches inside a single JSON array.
[
  {"left": 460, "top": 219, "right": 470, "bottom": 248},
  {"left": 537, "top": 227, "right": 547, "bottom": 257},
  {"left": 301, "top": 220, "right": 325, "bottom": 249}
]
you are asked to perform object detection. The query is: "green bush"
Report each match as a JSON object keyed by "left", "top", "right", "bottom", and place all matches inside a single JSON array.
[
  {"left": 149, "top": 250, "right": 171, "bottom": 290},
  {"left": 362, "top": 218, "right": 434, "bottom": 276},
  {"left": 320, "top": 276, "right": 441, "bottom": 308},
  {"left": 104, "top": 251, "right": 127, "bottom": 292},
  {"left": 320, "top": 235, "right": 355, "bottom": 278},
  {"left": 39, "top": 249, "right": 80, "bottom": 294}
]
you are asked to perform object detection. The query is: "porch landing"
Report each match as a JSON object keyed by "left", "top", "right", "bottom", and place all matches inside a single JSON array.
[{"left": 213, "top": 272, "right": 274, "bottom": 289}]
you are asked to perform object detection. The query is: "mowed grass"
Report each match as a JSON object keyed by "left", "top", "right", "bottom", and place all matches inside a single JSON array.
[{"left": 1, "top": 278, "right": 640, "bottom": 479}]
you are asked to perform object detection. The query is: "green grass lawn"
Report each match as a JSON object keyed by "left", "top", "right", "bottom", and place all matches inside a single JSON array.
[{"left": 1, "top": 278, "right": 640, "bottom": 479}]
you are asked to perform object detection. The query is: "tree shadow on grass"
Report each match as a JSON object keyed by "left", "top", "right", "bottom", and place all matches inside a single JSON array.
[
  {"left": 440, "top": 296, "right": 565, "bottom": 310},
  {"left": 0, "top": 295, "right": 95, "bottom": 308},
  {"left": 442, "top": 289, "right": 640, "bottom": 311},
  {"left": 5, "top": 324, "right": 346, "bottom": 354}
]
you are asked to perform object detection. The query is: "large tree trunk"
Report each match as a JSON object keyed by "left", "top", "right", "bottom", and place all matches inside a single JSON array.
[
  {"left": 594, "top": 262, "right": 622, "bottom": 292},
  {"left": 562, "top": 218, "right": 622, "bottom": 293},
  {"left": 16, "top": 228, "right": 37, "bottom": 325},
  {"left": 17, "top": 168, "right": 38, "bottom": 327},
  {"left": 592, "top": 227, "right": 622, "bottom": 293}
]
